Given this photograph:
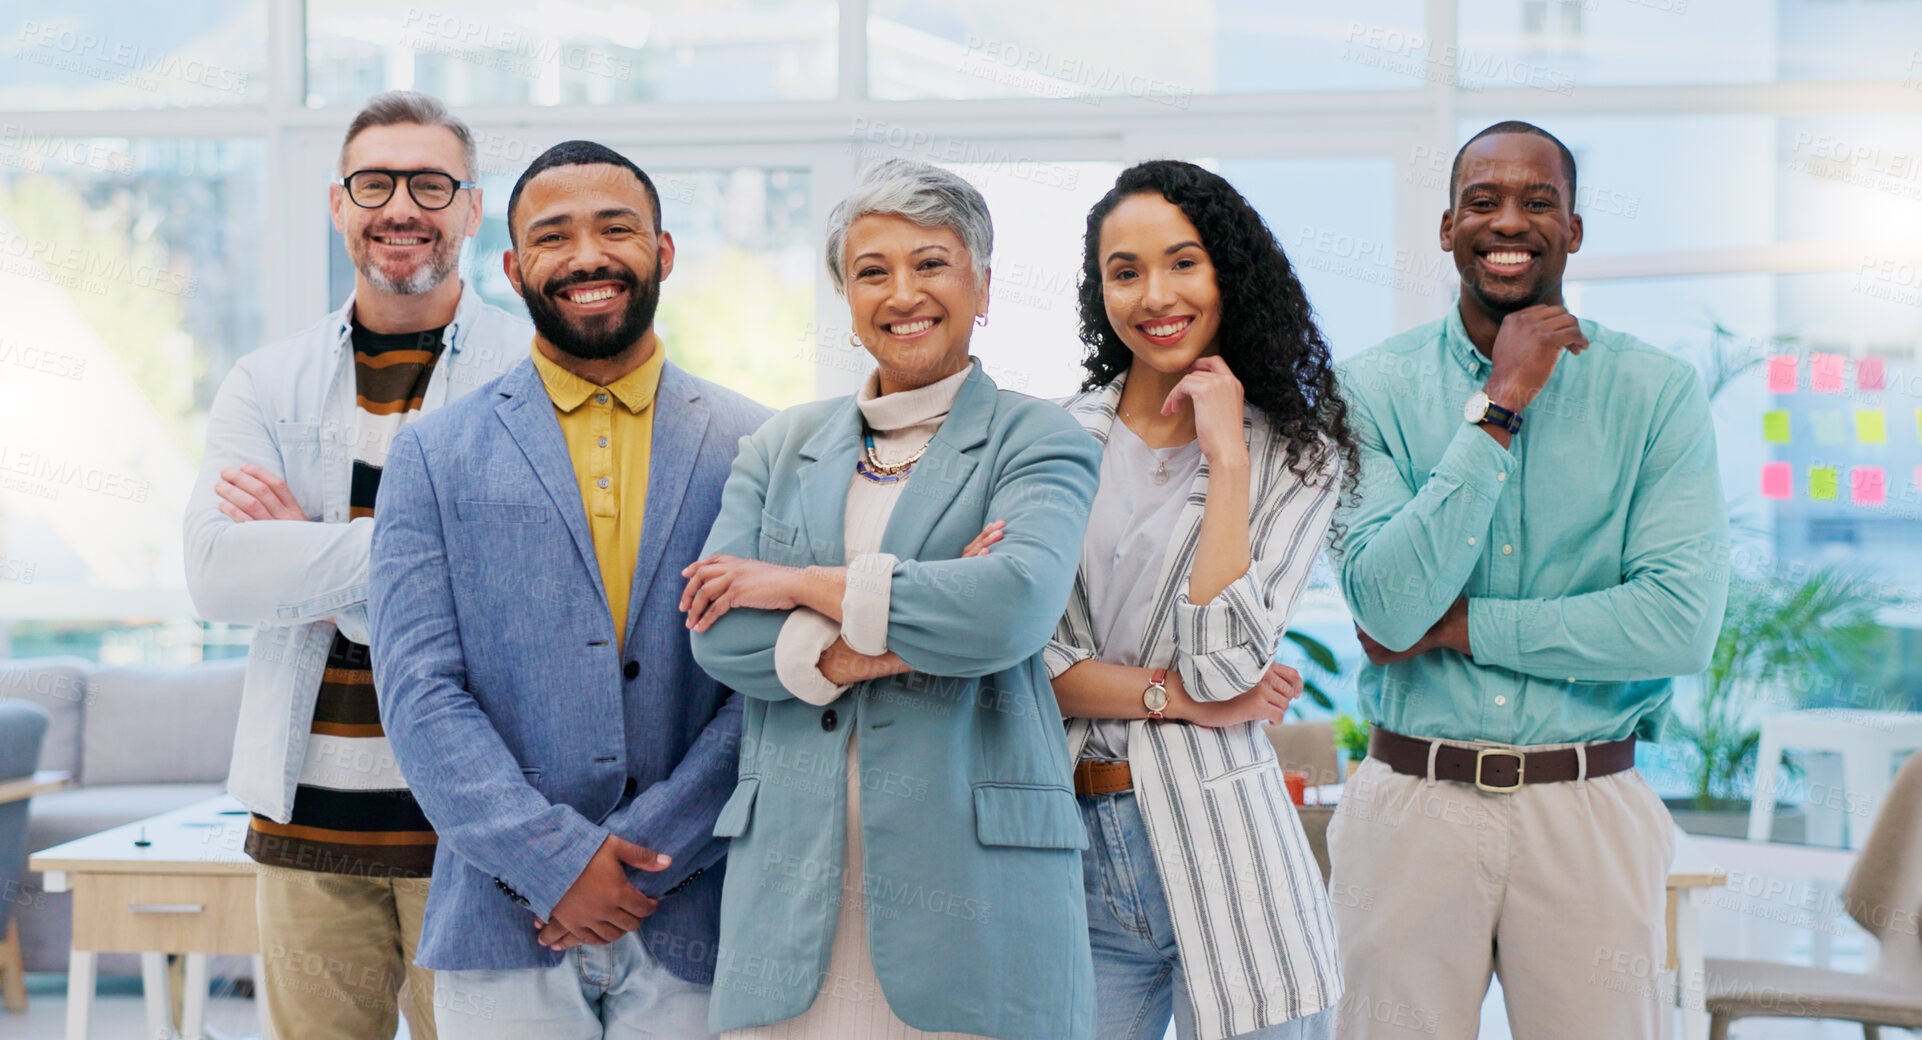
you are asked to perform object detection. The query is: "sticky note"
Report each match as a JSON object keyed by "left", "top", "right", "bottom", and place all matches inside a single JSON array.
[
  {"left": 1853, "top": 466, "right": 1887, "bottom": 506},
  {"left": 1763, "top": 411, "right": 1791, "bottom": 443},
  {"left": 1812, "top": 354, "right": 1846, "bottom": 393},
  {"left": 1761, "top": 462, "right": 1793, "bottom": 500},
  {"left": 1857, "top": 410, "right": 1887, "bottom": 444},
  {"left": 1766, "top": 355, "right": 1797, "bottom": 393},
  {"left": 1811, "top": 410, "right": 1846, "bottom": 446},
  {"left": 1857, "top": 357, "right": 1886, "bottom": 391},
  {"left": 1809, "top": 466, "right": 1839, "bottom": 501}
]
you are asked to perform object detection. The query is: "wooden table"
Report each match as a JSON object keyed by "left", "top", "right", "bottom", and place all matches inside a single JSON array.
[{"left": 30, "top": 794, "right": 268, "bottom": 1040}]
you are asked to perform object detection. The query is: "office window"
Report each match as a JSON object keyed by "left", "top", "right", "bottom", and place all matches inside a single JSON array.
[{"left": 0, "top": 1, "right": 267, "bottom": 109}]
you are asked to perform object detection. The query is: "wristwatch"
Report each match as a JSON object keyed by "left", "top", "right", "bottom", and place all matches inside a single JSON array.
[
  {"left": 1463, "top": 389, "right": 1523, "bottom": 434},
  {"left": 1143, "top": 669, "right": 1169, "bottom": 720}
]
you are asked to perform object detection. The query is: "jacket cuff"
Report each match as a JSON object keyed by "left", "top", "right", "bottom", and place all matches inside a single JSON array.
[
  {"left": 774, "top": 608, "right": 849, "bottom": 706},
  {"left": 1043, "top": 638, "right": 1094, "bottom": 680},
  {"left": 1173, "top": 569, "right": 1265, "bottom": 657},
  {"left": 841, "top": 553, "right": 897, "bottom": 656}
]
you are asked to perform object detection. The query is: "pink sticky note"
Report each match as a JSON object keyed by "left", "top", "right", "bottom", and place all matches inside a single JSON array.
[
  {"left": 1853, "top": 466, "right": 1887, "bottom": 506},
  {"left": 1766, "top": 355, "right": 1797, "bottom": 393},
  {"left": 1761, "top": 462, "right": 1793, "bottom": 500},
  {"left": 1857, "top": 357, "right": 1886, "bottom": 391},
  {"left": 1811, "top": 353, "right": 1846, "bottom": 394}
]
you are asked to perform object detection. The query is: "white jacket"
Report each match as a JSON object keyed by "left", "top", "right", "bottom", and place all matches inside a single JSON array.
[
  {"left": 183, "top": 284, "right": 530, "bottom": 822},
  {"left": 1045, "top": 374, "right": 1345, "bottom": 1040}
]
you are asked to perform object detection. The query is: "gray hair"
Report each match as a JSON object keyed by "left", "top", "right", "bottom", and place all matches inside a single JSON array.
[
  {"left": 825, "top": 159, "right": 993, "bottom": 295},
  {"left": 339, "top": 90, "right": 477, "bottom": 180}
]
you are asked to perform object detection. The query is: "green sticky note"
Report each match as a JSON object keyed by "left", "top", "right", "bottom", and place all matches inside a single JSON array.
[
  {"left": 1763, "top": 411, "right": 1791, "bottom": 444},
  {"left": 1810, "top": 466, "right": 1839, "bottom": 501},
  {"left": 1858, "top": 410, "right": 1888, "bottom": 444}
]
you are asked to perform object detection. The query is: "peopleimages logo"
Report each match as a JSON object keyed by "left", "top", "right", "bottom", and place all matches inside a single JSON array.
[{"left": 13, "top": 22, "right": 250, "bottom": 95}]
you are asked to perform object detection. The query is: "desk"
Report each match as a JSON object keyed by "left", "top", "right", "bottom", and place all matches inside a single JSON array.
[{"left": 30, "top": 795, "right": 267, "bottom": 1040}]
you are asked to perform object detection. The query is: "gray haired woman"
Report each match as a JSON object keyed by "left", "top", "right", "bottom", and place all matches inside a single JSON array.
[{"left": 683, "top": 159, "right": 1100, "bottom": 1039}]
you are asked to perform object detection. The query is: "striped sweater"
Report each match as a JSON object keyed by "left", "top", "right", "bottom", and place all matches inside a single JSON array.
[{"left": 246, "top": 322, "right": 443, "bottom": 878}]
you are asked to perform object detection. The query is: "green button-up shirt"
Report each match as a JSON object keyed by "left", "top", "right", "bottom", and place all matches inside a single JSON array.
[{"left": 1333, "top": 305, "right": 1729, "bottom": 746}]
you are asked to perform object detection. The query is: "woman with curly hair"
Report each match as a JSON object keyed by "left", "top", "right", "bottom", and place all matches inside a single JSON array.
[{"left": 1043, "top": 160, "right": 1356, "bottom": 1040}]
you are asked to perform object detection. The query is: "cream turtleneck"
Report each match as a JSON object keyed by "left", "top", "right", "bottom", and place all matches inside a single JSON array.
[{"left": 772, "top": 365, "right": 970, "bottom": 704}]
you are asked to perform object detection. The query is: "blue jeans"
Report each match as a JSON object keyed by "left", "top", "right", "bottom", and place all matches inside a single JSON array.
[
  {"left": 433, "top": 928, "right": 714, "bottom": 1039},
  {"left": 1080, "top": 790, "right": 1333, "bottom": 1040}
]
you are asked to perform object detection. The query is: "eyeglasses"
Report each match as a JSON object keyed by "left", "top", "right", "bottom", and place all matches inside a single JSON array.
[{"left": 340, "top": 169, "right": 476, "bottom": 211}]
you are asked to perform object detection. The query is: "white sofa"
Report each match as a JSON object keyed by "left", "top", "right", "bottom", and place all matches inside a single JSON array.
[{"left": 0, "top": 656, "right": 244, "bottom": 974}]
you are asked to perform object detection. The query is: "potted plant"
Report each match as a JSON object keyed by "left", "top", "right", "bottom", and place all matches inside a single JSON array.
[
  {"left": 1331, "top": 715, "right": 1369, "bottom": 779},
  {"left": 1664, "top": 566, "right": 1888, "bottom": 836}
]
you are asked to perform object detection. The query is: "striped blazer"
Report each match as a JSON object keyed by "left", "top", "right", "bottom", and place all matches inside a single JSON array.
[{"left": 1044, "top": 373, "right": 1344, "bottom": 1040}]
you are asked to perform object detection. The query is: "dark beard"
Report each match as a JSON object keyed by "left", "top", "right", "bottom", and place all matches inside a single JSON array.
[
  {"left": 520, "top": 261, "right": 660, "bottom": 361},
  {"left": 1460, "top": 264, "right": 1554, "bottom": 317}
]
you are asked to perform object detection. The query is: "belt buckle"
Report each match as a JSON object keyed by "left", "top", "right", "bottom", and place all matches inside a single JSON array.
[{"left": 1474, "top": 747, "right": 1525, "bottom": 793}]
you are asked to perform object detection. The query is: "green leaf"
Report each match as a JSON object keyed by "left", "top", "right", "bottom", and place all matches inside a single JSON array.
[
  {"left": 1300, "top": 679, "right": 1334, "bottom": 712},
  {"left": 1283, "top": 630, "right": 1340, "bottom": 675}
]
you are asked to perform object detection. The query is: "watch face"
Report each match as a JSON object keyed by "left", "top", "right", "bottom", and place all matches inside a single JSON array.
[
  {"left": 1144, "top": 685, "right": 1169, "bottom": 712},
  {"left": 1464, "top": 390, "right": 1489, "bottom": 424}
]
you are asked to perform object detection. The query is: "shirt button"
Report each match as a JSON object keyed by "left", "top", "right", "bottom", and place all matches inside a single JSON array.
[
  {"left": 1495, "top": 695, "right": 1508, "bottom": 706},
  {"left": 1501, "top": 544, "right": 1513, "bottom": 555},
  {"left": 596, "top": 393, "right": 608, "bottom": 404},
  {"left": 598, "top": 477, "right": 610, "bottom": 489},
  {"left": 1497, "top": 472, "right": 1508, "bottom": 482},
  {"left": 821, "top": 709, "right": 838, "bottom": 732},
  {"left": 1467, "top": 537, "right": 1477, "bottom": 546},
  {"left": 598, "top": 437, "right": 608, "bottom": 448},
  {"left": 624, "top": 661, "right": 640, "bottom": 679}
]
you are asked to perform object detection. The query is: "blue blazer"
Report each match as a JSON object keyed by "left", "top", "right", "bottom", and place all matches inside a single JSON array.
[
  {"left": 691, "top": 362, "right": 1101, "bottom": 1039},
  {"left": 369, "top": 357, "right": 771, "bottom": 979}
]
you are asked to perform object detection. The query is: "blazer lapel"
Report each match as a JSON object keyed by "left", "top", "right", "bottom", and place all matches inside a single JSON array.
[
  {"left": 793, "top": 396, "right": 861, "bottom": 566},
  {"left": 494, "top": 361, "right": 605, "bottom": 613},
  {"left": 879, "top": 363, "right": 993, "bottom": 561},
  {"left": 623, "top": 364, "right": 709, "bottom": 648}
]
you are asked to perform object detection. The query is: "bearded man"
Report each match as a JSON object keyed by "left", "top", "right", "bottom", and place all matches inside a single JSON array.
[
  {"left": 367, "top": 140, "right": 770, "bottom": 1039},
  {"left": 184, "top": 90, "right": 529, "bottom": 1040}
]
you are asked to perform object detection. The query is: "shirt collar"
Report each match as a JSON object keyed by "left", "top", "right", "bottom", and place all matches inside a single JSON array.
[
  {"left": 531, "top": 340, "right": 668, "bottom": 415},
  {"left": 1442, "top": 299, "right": 1494, "bottom": 378}
]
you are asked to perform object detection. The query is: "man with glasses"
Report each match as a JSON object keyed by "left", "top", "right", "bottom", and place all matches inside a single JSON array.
[{"left": 184, "top": 90, "right": 529, "bottom": 1040}]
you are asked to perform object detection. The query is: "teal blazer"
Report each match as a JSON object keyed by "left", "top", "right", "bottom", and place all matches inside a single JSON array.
[{"left": 691, "top": 362, "right": 1100, "bottom": 1039}]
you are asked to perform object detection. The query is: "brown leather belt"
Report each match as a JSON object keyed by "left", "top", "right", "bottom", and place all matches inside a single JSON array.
[
  {"left": 1368, "top": 726, "right": 1635, "bottom": 792},
  {"left": 1073, "top": 760, "right": 1133, "bottom": 796}
]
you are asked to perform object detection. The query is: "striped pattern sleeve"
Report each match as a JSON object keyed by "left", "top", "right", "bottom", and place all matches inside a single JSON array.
[{"left": 1172, "top": 439, "right": 1341, "bottom": 704}]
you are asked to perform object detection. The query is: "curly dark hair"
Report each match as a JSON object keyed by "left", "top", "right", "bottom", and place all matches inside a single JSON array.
[{"left": 1077, "top": 160, "right": 1359, "bottom": 501}]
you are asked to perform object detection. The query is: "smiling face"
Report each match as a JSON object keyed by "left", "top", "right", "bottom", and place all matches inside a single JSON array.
[
  {"left": 330, "top": 123, "right": 478, "bottom": 296},
  {"left": 1096, "top": 192, "right": 1223, "bottom": 375},
  {"left": 504, "top": 163, "right": 673, "bottom": 361},
  {"left": 843, "top": 213, "right": 987, "bottom": 392},
  {"left": 1441, "top": 133, "right": 1583, "bottom": 316}
]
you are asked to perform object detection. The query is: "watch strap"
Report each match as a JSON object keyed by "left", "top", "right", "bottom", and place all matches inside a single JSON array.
[{"left": 1480, "top": 400, "right": 1523, "bottom": 434}]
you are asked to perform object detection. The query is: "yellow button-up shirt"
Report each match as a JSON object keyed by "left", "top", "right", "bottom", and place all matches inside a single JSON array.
[{"left": 532, "top": 342, "right": 665, "bottom": 648}]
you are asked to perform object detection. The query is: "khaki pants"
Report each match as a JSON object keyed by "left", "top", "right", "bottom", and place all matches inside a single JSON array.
[
  {"left": 1327, "top": 754, "right": 1674, "bottom": 1040},
  {"left": 256, "top": 866, "right": 435, "bottom": 1040}
]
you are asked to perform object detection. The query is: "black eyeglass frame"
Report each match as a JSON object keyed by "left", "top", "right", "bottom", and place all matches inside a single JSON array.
[{"left": 339, "top": 168, "right": 478, "bottom": 211}]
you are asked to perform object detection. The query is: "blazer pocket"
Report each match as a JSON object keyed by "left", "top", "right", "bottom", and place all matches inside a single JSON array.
[
  {"left": 758, "top": 511, "right": 805, "bottom": 565},
  {"left": 713, "top": 777, "right": 761, "bottom": 838},
  {"left": 457, "top": 499, "right": 551, "bottom": 524},
  {"left": 972, "top": 783, "right": 1088, "bottom": 850}
]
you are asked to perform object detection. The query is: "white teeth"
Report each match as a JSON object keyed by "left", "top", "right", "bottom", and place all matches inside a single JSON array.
[
  {"left": 567, "top": 287, "right": 618, "bottom": 304},
  {"left": 1485, "top": 251, "right": 1532, "bottom": 265},
  {"left": 1145, "top": 319, "right": 1190, "bottom": 337},
  {"left": 889, "top": 319, "right": 934, "bottom": 335},
  {"left": 382, "top": 237, "right": 427, "bottom": 245}
]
